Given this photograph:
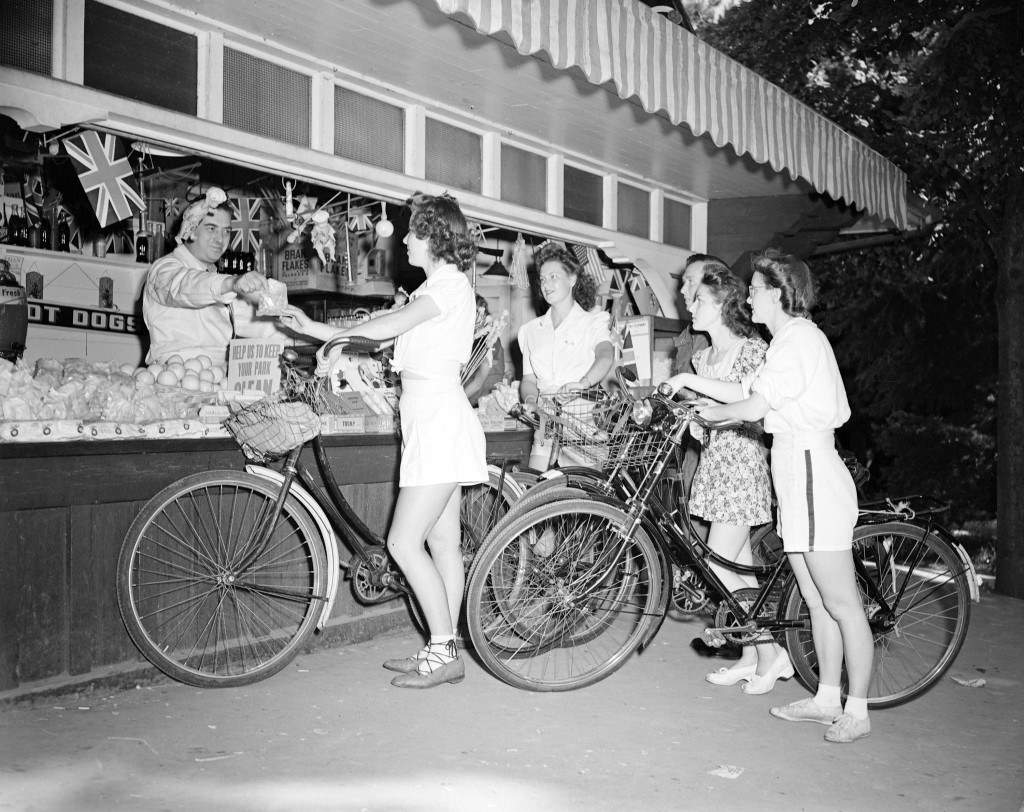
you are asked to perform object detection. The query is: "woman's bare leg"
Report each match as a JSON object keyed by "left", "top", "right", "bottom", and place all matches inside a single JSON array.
[
  {"left": 387, "top": 483, "right": 460, "bottom": 636},
  {"left": 708, "top": 522, "right": 783, "bottom": 673}
]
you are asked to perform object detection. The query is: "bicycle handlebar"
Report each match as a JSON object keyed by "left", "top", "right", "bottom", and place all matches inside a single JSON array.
[
  {"left": 654, "top": 382, "right": 763, "bottom": 436},
  {"left": 321, "top": 335, "right": 387, "bottom": 357}
]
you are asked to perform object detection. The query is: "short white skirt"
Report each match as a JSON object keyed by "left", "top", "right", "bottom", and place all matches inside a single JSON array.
[
  {"left": 771, "top": 431, "right": 857, "bottom": 553},
  {"left": 398, "top": 377, "right": 488, "bottom": 487}
]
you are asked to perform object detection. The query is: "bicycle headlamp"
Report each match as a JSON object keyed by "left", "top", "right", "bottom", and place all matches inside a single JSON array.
[{"left": 631, "top": 398, "right": 653, "bottom": 427}]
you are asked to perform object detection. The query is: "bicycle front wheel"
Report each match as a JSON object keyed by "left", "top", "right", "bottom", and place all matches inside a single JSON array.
[
  {"left": 117, "top": 471, "right": 328, "bottom": 688},
  {"left": 465, "top": 499, "right": 664, "bottom": 692},
  {"left": 783, "top": 521, "right": 973, "bottom": 708}
]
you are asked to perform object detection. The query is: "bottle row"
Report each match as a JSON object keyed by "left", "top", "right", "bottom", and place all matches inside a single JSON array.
[{"left": 0, "top": 206, "right": 73, "bottom": 252}]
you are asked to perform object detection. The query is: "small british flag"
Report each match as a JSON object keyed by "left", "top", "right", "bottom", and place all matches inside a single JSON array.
[
  {"left": 62, "top": 131, "right": 145, "bottom": 228},
  {"left": 229, "top": 197, "right": 264, "bottom": 253}
]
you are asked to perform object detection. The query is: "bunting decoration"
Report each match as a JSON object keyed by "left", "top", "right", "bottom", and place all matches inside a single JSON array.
[
  {"left": 62, "top": 131, "right": 145, "bottom": 228},
  {"left": 509, "top": 233, "right": 530, "bottom": 290},
  {"left": 467, "top": 221, "right": 486, "bottom": 246},
  {"left": 20, "top": 174, "right": 44, "bottom": 225},
  {"left": 571, "top": 243, "right": 609, "bottom": 285},
  {"left": 347, "top": 211, "right": 373, "bottom": 232},
  {"left": 229, "top": 196, "right": 264, "bottom": 253}
]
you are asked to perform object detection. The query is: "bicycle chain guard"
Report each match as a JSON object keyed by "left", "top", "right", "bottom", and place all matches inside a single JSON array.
[
  {"left": 712, "top": 587, "right": 779, "bottom": 645},
  {"left": 350, "top": 549, "right": 404, "bottom": 604}
]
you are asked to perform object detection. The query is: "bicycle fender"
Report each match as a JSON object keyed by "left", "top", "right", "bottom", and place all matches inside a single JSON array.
[
  {"left": 915, "top": 520, "right": 982, "bottom": 603},
  {"left": 245, "top": 465, "right": 340, "bottom": 629},
  {"left": 637, "top": 513, "right": 673, "bottom": 652}
]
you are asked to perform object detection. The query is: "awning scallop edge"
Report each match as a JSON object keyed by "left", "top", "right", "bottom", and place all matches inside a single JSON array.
[{"left": 433, "top": 0, "right": 908, "bottom": 230}]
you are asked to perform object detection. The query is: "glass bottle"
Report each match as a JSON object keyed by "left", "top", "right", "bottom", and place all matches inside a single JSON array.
[
  {"left": 39, "top": 213, "right": 52, "bottom": 250},
  {"left": 135, "top": 214, "right": 150, "bottom": 263},
  {"left": 57, "top": 212, "right": 71, "bottom": 252}
]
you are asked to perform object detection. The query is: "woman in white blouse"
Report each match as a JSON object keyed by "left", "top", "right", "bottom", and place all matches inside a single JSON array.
[
  {"left": 281, "top": 192, "right": 487, "bottom": 690},
  {"left": 517, "top": 242, "right": 614, "bottom": 469},
  {"left": 695, "top": 249, "right": 873, "bottom": 744}
]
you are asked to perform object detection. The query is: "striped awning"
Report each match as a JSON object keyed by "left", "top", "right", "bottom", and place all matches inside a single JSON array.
[{"left": 433, "top": 0, "right": 907, "bottom": 229}]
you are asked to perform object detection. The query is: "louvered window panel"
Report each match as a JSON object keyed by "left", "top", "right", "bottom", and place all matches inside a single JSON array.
[
  {"left": 83, "top": 1, "right": 197, "bottom": 115},
  {"left": 334, "top": 86, "right": 404, "bottom": 172},
  {"left": 663, "top": 197, "right": 692, "bottom": 249},
  {"left": 564, "top": 165, "right": 603, "bottom": 227},
  {"left": 224, "top": 48, "right": 310, "bottom": 147},
  {"left": 425, "top": 119, "right": 482, "bottom": 194},
  {"left": 1, "top": 0, "right": 52, "bottom": 76},
  {"left": 617, "top": 183, "right": 650, "bottom": 239},
  {"left": 500, "top": 145, "right": 546, "bottom": 211}
]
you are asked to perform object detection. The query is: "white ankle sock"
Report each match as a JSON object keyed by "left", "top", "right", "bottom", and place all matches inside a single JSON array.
[
  {"left": 416, "top": 636, "right": 457, "bottom": 674},
  {"left": 815, "top": 684, "right": 842, "bottom": 707},
  {"left": 844, "top": 696, "right": 868, "bottom": 719}
]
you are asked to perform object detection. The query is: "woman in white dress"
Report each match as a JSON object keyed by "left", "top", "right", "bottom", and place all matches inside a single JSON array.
[{"left": 281, "top": 192, "right": 487, "bottom": 689}]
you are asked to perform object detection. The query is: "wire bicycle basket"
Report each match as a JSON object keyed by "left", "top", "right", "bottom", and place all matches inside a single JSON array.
[
  {"left": 223, "top": 369, "right": 327, "bottom": 463},
  {"left": 537, "top": 395, "right": 660, "bottom": 470}
]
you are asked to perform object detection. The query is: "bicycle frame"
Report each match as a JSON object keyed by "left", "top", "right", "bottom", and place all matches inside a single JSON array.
[{"left": 244, "top": 433, "right": 414, "bottom": 630}]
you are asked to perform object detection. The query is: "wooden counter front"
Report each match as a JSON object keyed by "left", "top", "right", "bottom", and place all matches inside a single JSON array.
[{"left": 0, "top": 430, "right": 532, "bottom": 697}]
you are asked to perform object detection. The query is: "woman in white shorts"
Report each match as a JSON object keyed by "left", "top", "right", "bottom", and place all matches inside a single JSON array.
[
  {"left": 281, "top": 192, "right": 486, "bottom": 690},
  {"left": 696, "top": 249, "right": 874, "bottom": 744},
  {"left": 517, "top": 242, "right": 614, "bottom": 469}
]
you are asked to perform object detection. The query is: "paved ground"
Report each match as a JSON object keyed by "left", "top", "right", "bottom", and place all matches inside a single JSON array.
[{"left": 1, "top": 592, "right": 1022, "bottom": 812}]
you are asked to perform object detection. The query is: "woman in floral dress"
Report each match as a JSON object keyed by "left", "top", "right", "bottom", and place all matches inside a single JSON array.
[{"left": 666, "top": 266, "right": 791, "bottom": 693}]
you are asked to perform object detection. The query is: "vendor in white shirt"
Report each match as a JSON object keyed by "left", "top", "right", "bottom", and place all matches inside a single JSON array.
[
  {"left": 143, "top": 187, "right": 288, "bottom": 364},
  {"left": 517, "top": 241, "right": 613, "bottom": 469}
]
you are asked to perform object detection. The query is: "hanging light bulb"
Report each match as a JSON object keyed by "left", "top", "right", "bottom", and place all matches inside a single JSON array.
[{"left": 375, "top": 201, "right": 394, "bottom": 238}]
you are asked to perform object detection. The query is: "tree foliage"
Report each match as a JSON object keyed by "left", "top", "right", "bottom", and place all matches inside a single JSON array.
[{"left": 696, "top": 2, "right": 1024, "bottom": 571}]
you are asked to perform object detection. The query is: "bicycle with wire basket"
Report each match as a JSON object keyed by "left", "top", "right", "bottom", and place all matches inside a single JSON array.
[
  {"left": 463, "top": 380, "right": 980, "bottom": 704},
  {"left": 115, "top": 337, "right": 524, "bottom": 688}
]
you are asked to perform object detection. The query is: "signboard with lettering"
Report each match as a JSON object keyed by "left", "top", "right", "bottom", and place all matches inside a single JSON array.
[
  {"left": 226, "top": 338, "right": 285, "bottom": 396},
  {"left": 27, "top": 299, "right": 146, "bottom": 334}
]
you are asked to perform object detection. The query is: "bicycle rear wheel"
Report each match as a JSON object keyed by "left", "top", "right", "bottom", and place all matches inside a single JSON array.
[
  {"left": 460, "top": 465, "right": 527, "bottom": 571},
  {"left": 783, "top": 521, "right": 973, "bottom": 708},
  {"left": 117, "top": 471, "right": 328, "bottom": 688},
  {"left": 465, "top": 499, "right": 664, "bottom": 691}
]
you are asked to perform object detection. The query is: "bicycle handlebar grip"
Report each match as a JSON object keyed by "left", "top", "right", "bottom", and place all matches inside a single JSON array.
[{"left": 321, "top": 335, "right": 383, "bottom": 356}]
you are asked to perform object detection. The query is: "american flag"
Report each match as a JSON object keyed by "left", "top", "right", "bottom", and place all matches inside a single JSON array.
[
  {"left": 63, "top": 131, "right": 144, "bottom": 228},
  {"left": 229, "top": 197, "right": 264, "bottom": 253},
  {"left": 571, "top": 243, "right": 609, "bottom": 285}
]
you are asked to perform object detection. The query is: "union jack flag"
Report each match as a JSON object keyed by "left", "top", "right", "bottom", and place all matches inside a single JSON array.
[
  {"left": 229, "top": 196, "right": 264, "bottom": 253},
  {"left": 571, "top": 243, "right": 609, "bottom": 285},
  {"left": 63, "top": 131, "right": 144, "bottom": 228}
]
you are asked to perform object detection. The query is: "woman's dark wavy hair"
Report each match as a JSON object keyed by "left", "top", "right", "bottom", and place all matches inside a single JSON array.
[
  {"left": 699, "top": 265, "right": 757, "bottom": 339},
  {"left": 751, "top": 248, "right": 816, "bottom": 318},
  {"left": 533, "top": 241, "right": 599, "bottom": 311},
  {"left": 407, "top": 191, "right": 477, "bottom": 273}
]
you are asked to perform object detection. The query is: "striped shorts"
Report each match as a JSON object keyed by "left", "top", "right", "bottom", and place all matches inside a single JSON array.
[{"left": 770, "top": 432, "right": 857, "bottom": 553}]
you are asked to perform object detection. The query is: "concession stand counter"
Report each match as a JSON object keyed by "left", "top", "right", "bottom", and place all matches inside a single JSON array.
[{"left": 0, "top": 0, "right": 908, "bottom": 698}]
